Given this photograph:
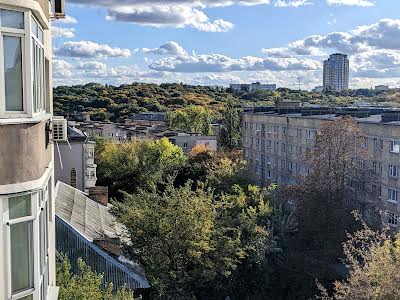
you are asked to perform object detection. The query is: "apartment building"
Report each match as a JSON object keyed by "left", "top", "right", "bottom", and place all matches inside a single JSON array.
[
  {"left": 0, "top": 0, "right": 64, "bottom": 299},
  {"left": 243, "top": 106, "right": 400, "bottom": 228},
  {"left": 323, "top": 53, "right": 349, "bottom": 92}
]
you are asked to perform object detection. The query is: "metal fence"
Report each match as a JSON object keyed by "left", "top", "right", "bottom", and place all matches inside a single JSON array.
[{"left": 56, "top": 215, "right": 150, "bottom": 291}]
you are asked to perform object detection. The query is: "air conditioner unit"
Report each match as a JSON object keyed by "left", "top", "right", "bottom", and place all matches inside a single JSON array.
[
  {"left": 52, "top": 117, "right": 68, "bottom": 142},
  {"left": 53, "top": 0, "right": 66, "bottom": 19}
]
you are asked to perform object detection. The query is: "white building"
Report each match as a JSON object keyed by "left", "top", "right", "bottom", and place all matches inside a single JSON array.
[
  {"left": 230, "top": 82, "right": 277, "bottom": 93},
  {"left": 375, "top": 85, "right": 389, "bottom": 91},
  {"left": 0, "top": 1, "right": 64, "bottom": 299},
  {"left": 323, "top": 53, "right": 349, "bottom": 92}
]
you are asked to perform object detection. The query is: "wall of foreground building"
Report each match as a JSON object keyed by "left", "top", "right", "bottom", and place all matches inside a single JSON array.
[
  {"left": 243, "top": 112, "right": 400, "bottom": 228},
  {"left": 0, "top": 0, "right": 58, "bottom": 299}
]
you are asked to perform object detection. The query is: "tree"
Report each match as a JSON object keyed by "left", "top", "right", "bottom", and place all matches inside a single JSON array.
[
  {"left": 96, "top": 138, "right": 187, "bottom": 197},
  {"left": 276, "top": 117, "right": 381, "bottom": 300},
  {"left": 288, "top": 116, "right": 379, "bottom": 253},
  {"left": 167, "top": 105, "right": 213, "bottom": 135},
  {"left": 57, "top": 255, "right": 134, "bottom": 300},
  {"left": 220, "top": 99, "right": 242, "bottom": 149},
  {"left": 112, "top": 181, "right": 283, "bottom": 299},
  {"left": 317, "top": 216, "right": 400, "bottom": 300}
]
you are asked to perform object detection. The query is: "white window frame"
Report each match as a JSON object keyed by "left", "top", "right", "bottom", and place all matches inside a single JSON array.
[
  {"left": 0, "top": 7, "right": 47, "bottom": 120},
  {"left": 2, "top": 179, "right": 50, "bottom": 300},
  {"left": 389, "top": 164, "right": 399, "bottom": 177},
  {"left": 388, "top": 188, "right": 399, "bottom": 203},
  {"left": 388, "top": 212, "right": 398, "bottom": 227},
  {"left": 390, "top": 140, "right": 400, "bottom": 154}
]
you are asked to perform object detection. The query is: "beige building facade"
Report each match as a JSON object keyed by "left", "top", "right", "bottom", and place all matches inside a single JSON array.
[
  {"left": 243, "top": 108, "right": 400, "bottom": 228},
  {"left": 0, "top": 1, "right": 62, "bottom": 299}
]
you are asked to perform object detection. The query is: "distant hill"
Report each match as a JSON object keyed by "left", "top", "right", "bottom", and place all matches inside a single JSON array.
[{"left": 53, "top": 82, "right": 400, "bottom": 122}]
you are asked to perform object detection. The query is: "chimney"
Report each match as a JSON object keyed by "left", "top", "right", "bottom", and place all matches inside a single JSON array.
[{"left": 89, "top": 186, "right": 109, "bottom": 206}]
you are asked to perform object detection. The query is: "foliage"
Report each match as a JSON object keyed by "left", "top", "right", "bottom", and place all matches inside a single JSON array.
[
  {"left": 57, "top": 255, "right": 135, "bottom": 300},
  {"left": 96, "top": 138, "right": 187, "bottom": 197},
  {"left": 220, "top": 98, "right": 243, "bottom": 149},
  {"left": 317, "top": 216, "right": 400, "bottom": 300},
  {"left": 112, "top": 181, "right": 284, "bottom": 299},
  {"left": 57, "top": 256, "right": 112, "bottom": 300},
  {"left": 54, "top": 82, "right": 400, "bottom": 123},
  {"left": 287, "top": 116, "right": 379, "bottom": 253},
  {"left": 167, "top": 105, "right": 213, "bottom": 135}
]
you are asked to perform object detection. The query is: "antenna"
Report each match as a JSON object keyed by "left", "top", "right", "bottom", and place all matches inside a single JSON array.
[{"left": 297, "top": 77, "right": 301, "bottom": 91}]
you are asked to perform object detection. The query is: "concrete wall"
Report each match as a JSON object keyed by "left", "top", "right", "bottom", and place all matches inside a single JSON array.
[
  {"left": 54, "top": 141, "right": 85, "bottom": 191},
  {"left": 0, "top": 122, "right": 52, "bottom": 185},
  {"left": 243, "top": 112, "right": 400, "bottom": 220}
]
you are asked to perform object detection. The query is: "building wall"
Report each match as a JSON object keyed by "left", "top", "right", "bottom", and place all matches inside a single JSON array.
[
  {"left": 54, "top": 141, "right": 85, "bottom": 191},
  {"left": 0, "top": 122, "right": 52, "bottom": 186},
  {"left": 0, "top": 1, "right": 58, "bottom": 299},
  {"left": 243, "top": 112, "right": 400, "bottom": 225},
  {"left": 170, "top": 136, "right": 218, "bottom": 154}
]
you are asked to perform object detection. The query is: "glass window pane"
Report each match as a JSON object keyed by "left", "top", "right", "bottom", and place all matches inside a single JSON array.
[
  {"left": 31, "top": 17, "right": 38, "bottom": 36},
  {"left": 1, "top": 9, "right": 24, "bottom": 29},
  {"left": 9, "top": 195, "right": 31, "bottom": 220},
  {"left": 10, "top": 222, "right": 34, "bottom": 294},
  {"left": 4, "top": 35, "right": 23, "bottom": 111}
]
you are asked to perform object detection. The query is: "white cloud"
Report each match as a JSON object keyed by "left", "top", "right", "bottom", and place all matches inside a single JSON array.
[
  {"left": 52, "top": 26, "right": 76, "bottom": 38},
  {"left": 136, "top": 41, "right": 188, "bottom": 56},
  {"left": 57, "top": 15, "right": 78, "bottom": 24},
  {"left": 54, "top": 41, "right": 131, "bottom": 58},
  {"left": 274, "top": 0, "right": 313, "bottom": 7},
  {"left": 53, "top": 59, "right": 74, "bottom": 78},
  {"left": 67, "top": 0, "right": 273, "bottom": 32},
  {"left": 261, "top": 19, "right": 400, "bottom": 57},
  {"left": 326, "top": 0, "right": 374, "bottom": 7},
  {"left": 149, "top": 53, "right": 321, "bottom": 72}
]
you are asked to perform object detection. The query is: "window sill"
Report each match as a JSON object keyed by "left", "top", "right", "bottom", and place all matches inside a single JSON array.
[
  {"left": 387, "top": 200, "right": 398, "bottom": 204},
  {"left": 0, "top": 113, "right": 51, "bottom": 125}
]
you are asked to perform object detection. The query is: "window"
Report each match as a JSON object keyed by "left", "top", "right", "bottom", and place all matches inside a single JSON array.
[
  {"left": 267, "top": 140, "right": 272, "bottom": 149},
  {"left": 85, "top": 168, "right": 96, "bottom": 180},
  {"left": 388, "top": 213, "right": 398, "bottom": 227},
  {"left": 7, "top": 193, "right": 35, "bottom": 298},
  {"left": 0, "top": 10, "right": 47, "bottom": 117},
  {"left": 281, "top": 143, "right": 286, "bottom": 153},
  {"left": 85, "top": 147, "right": 94, "bottom": 158},
  {"left": 4, "top": 35, "right": 23, "bottom": 112},
  {"left": 282, "top": 127, "right": 287, "bottom": 136},
  {"left": 390, "top": 140, "right": 400, "bottom": 154},
  {"left": 71, "top": 168, "right": 77, "bottom": 188},
  {"left": 362, "top": 137, "right": 368, "bottom": 149},
  {"left": 183, "top": 142, "right": 188, "bottom": 148},
  {"left": 388, "top": 188, "right": 399, "bottom": 203},
  {"left": 273, "top": 125, "right": 279, "bottom": 134},
  {"left": 305, "top": 129, "right": 312, "bottom": 139},
  {"left": 389, "top": 164, "right": 398, "bottom": 177},
  {"left": 296, "top": 128, "right": 302, "bottom": 138}
]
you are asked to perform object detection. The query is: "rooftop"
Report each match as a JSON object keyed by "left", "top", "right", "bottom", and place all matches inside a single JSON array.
[{"left": 244, "top": 105, "right": 400, "bottom": 125}]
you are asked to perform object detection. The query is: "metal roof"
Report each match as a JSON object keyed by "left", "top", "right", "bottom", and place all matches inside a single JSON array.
[
  {"left": 55, "top": 181, "right": 121, "bottom": 241},
  {"left": 55, "top": 181, "right": 150, "bottom": 290}
]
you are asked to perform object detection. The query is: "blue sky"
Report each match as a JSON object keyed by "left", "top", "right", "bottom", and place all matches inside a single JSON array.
[{"left": 52, "top": 0, "right": 400, "bottom": 90}]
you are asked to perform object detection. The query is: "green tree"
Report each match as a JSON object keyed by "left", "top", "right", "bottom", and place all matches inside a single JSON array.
[
  {"left": 167, "top": 105, "right": 213, "bottom": 135},
  {"left": 96, "top": 138, "right": 187, "bottom": 197},
  {"left": 57, "top": 255, "right": 113, "bottom": 300},
  {"left": 220, "top": 99, "right": 242, "bottom": 149},
  {"left": 112, "top": 181, "right": 284, "bottom": 299},
  {"left": 57, "top": 255, "right": 135, "bottom": 300}
]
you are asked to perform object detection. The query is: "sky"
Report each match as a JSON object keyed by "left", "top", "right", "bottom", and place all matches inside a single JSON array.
[{"left": 52, "top": 0, "right": 400, "bottom": 90}]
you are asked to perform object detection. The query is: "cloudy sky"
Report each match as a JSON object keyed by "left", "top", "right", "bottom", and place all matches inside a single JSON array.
[{"left": 52, "top": 0, "right": 400, "bottom": 90}]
